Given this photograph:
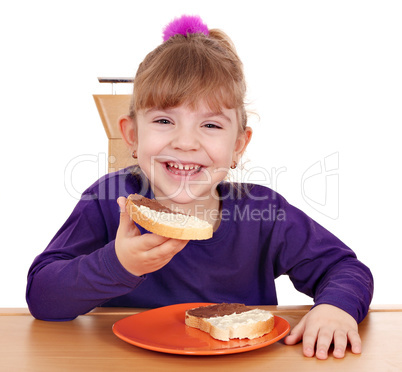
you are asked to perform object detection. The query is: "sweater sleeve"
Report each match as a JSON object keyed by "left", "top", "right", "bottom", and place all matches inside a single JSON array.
[
  {"left": 26, "top": 193, "right": 144, "bottom": 321},
  {"left": 271, "top": 197, "right": 373, "bottom": 323}
]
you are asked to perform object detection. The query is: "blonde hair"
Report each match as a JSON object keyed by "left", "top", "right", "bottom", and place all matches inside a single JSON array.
[{"left": 129, "top": 29, "right": 247, "bottom": 131}]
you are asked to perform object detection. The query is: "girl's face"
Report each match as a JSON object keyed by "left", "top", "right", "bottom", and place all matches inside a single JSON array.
[{"left": 133, "top": 102, "right": 250, "bottom": 208}]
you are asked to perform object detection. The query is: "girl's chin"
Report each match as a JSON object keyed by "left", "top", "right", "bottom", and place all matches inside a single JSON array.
[{"left": 153, "top": 186, "right": 212, "bottom": 206}]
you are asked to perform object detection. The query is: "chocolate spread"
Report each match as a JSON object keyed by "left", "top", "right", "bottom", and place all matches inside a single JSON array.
[
  {"left": 186, "top": 303, "right": 252, "bottom": 318},
  {"left": 128, "top": 194, "right": 180, "bottom": 214}
]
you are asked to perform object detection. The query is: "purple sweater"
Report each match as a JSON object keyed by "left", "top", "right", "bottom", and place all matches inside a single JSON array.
[{"left": 26, "top": 167, "right": 373, "bottom": 321}]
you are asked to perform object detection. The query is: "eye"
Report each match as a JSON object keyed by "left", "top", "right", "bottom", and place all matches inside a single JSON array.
[
  {"left": 203, "top": 123, "right": 222, "bottom": 129},
  {"left": 154, "top": 118, "right": 172, "bottom": 125}
]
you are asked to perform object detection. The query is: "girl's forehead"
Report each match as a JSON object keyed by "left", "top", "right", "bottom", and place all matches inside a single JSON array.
[{"left": 142, "top": 102, "right": 236, "bottom": 120}]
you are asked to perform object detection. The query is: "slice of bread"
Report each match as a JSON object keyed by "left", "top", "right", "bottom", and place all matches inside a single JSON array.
[
  {"left": 185, "top": 303, "right": 274, "bottom": 341},
  {"left": 125, "top": 194, "right": 213, "bottom": 240}
]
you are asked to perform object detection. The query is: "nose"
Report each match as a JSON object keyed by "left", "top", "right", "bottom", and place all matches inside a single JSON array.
[{"left": 171, "top": 126, "right": 200, "bottom": 151}]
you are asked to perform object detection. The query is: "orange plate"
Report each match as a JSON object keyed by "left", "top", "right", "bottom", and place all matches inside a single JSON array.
[{"left": 113, "top": 303, "right": 290, "bottom": 355}]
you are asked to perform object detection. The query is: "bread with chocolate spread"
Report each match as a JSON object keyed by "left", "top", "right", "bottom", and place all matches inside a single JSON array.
[
  {"left": 126, "top": 194, "right": 213, "bottom": 240},
  {"left": 185, "top": 303, "right": 274, "bottom": 341}
]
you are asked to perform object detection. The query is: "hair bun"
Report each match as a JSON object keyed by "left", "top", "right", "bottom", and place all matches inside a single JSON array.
[{"left": 162, "top": 15, "right": 209, "bottom": 42}]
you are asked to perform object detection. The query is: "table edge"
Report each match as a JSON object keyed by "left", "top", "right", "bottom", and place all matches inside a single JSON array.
[{"left": 1, "top": 304, "right": 401, "bottom": 316}]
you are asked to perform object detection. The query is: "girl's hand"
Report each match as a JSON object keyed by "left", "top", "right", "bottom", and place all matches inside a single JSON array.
[
  {"left": 284, "top": 304, "right": 361, "bottom": 359},
  {"left": 115, "top": 197, "right": 189, "bottom": 277}
]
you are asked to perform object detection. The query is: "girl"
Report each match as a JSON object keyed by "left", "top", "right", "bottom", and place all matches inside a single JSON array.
[{"left": 26, "top": 15, "right": 373, "bottom": 360}]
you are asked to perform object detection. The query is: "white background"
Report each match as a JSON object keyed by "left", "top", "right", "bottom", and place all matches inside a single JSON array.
[{"left": 1, "top": 0, "right": 401, "bottom": 308}]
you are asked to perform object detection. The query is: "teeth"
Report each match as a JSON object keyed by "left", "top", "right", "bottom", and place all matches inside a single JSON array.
[{"left": 167, "top": 162, "right": 201, "bottom": 171}]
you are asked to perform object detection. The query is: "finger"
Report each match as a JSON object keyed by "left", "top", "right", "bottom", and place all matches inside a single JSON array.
[
  {"left": 117, "top": 196, "right": 127, "bottom": 212},
  {"left": 301, "top": 326, "right": 320, "bottom": 358},
  {"left": 137, "top": 239, "right": 189, "bottom": 273},
  {"left": 116, "top": 197, "right": 141, "bottom": 237},
  {"left": 284, "top": 321, "right": 305, "bottom": 346},
  {"left": 158, "top": 238, "right": 189, "bottom": 257},
  {"left": 141, "top": 237, "right": 188, "bottom": 261},
  {"left": 348, "top": 329, "right": 362, "bottom": 354},
  {"left": 314, "top": 328, "right": 334, "bottom": 360},
  {"left": 332, "top": 329, "right": 348, "bottom": 359},
  {"left": 138, "top": 233, "right": 171, "bottom": 250}
]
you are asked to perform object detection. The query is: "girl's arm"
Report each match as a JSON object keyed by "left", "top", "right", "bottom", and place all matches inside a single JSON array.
[
  {"left": 271, "top": 197, "right": 373, "bottom": 323},
  {"left": 26, "top": 195, "right": 141, "bottom": 320},
  {"left": 26, "top": 194, "right": 187, "bottom": 321},
  {"left": 270, "top": 196, "right": 373, "bottom": 358},
  {"left": 26, "top": 240, "right": 142, "bottom": 320}
]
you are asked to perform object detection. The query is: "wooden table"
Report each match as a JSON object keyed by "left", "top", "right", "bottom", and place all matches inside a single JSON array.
[{"left": 1, "top": 305, "right": 401, "bottom": 372}]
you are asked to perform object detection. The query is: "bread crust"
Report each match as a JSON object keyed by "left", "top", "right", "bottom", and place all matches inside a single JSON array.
[
  {"left": 185, "top": 306, "right": 275, "bottom": 341},
  {"left": 126, "top": 196, "right": 213, "bottom": 240}
]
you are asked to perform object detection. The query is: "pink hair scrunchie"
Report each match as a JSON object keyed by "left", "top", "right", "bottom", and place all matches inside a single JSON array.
[{"left": 162, "top": 15, "right": 209, "bottom": 42}]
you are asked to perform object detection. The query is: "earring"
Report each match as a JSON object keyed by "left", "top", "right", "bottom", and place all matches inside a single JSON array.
[
  {"left": 132, "top": 150, "right": 137, "bottom": 159},
  {"left": 230, "top": 160, "right": 237, "bottom": 169}
]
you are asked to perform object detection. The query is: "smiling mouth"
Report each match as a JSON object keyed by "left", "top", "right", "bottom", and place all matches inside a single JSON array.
[{"left": 166, "top": 162, "right": 202, "bottom": 176}]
